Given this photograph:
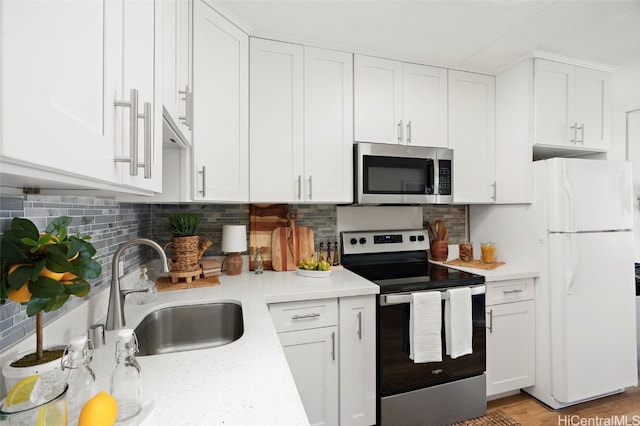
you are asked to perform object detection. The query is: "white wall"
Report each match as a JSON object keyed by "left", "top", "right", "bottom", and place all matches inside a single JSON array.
[{"left": 609, "top": 59, "right": 640, "bottom": 160}]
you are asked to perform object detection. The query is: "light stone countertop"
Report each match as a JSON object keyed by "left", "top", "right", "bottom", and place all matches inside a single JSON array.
[{"left": 87, "top": 268, "right": 379, "bottom": 426}]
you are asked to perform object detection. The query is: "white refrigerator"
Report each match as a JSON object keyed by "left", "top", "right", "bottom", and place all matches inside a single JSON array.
[{"left": 470, "top": 157, "right": 637, "bottom": 409}]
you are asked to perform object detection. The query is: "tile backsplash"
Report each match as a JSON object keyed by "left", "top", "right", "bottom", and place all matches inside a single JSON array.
[{"left": 0, "top": 195, "right": 466, "bottom": 350}]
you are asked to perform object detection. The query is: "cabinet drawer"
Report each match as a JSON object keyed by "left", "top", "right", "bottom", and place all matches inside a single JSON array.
[
  {"left": 270, "top": 299, "right": 338, "bottom": 332},
  {"left": 486, "top": 279, "right": 534, "bottom": 305}
]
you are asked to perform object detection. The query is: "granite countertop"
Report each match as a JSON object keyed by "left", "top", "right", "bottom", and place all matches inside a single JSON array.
[{"left": 87, "top": 268, "right": 379, "bottom": 426}]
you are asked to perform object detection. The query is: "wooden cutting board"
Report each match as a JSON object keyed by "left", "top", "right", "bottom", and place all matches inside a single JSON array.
[
  {"left": 249, "top": 204, "right": 289, "bottom": 271},
  {"left": 272, "top": 219, "right": 315, "bottom": 272}
]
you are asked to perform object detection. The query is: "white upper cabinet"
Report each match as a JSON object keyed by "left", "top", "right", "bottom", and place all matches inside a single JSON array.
[
  {"left": 1, "top": 0, "right": 162, "bottom": 194},
  {"left": 534, "top": 58, "right": 610, "bottom": 152},
  {"left": 163, "top": 0, "right": 193, "bottom": 144},
  {"left": 354, "top": 55, "right": 447, "bottom": 147},
  {"left": 449, "top": 70, "right": 496, "bottom": 204},
  {"left": 304, "top": 47, "right": 354, "bottom": 203},
  {"left": 250, "top": 38, "right": 353, "bottom": 203},
  {"left": 115, "top": 0, "right": 163, "bottom": 192},
  {"left": 192, "top": 0, "right": 249, "bottom": 202}
]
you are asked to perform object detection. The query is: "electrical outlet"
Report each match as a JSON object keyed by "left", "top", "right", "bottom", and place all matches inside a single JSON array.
[{"left": 118, "top": 260, "right": 125, "bottom": 277}]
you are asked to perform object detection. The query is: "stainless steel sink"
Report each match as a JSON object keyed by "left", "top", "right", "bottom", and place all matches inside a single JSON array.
[{"left": 134, "top": 302, "right": 244, "bottom": 356}]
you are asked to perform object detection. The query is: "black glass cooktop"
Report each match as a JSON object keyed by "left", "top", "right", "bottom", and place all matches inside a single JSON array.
[{"left": 342, "top": 250, "right": 484, "bottom": 294}]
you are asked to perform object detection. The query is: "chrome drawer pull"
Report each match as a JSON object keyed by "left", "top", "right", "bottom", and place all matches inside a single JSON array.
[
  {"left": 502, "top": 289, "right": 524, "bottom": 294},
  {"left": 487, "top": 309, "right": 493, "bottom": 333},
  {"left": 291, "top": 313, "right": 321, "bottom": 320}
]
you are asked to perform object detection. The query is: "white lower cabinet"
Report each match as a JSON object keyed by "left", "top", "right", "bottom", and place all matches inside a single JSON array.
[
  {"left": 270, "top": 295, "right": 376, "bottom": 426},
  {"left": 485, "top": 278, "right": 535, "bottom": 397}
]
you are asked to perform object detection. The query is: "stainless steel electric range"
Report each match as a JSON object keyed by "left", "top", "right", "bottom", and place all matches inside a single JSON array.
[{"left": 341, "top": 229, "right": 487, "bottom": 426}]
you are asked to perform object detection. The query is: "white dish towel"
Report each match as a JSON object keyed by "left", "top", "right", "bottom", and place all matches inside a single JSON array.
[
  {"left": 445, "top": 287, "right": 473, "bottom": 359},
  {"left": 410, "top": 291, "right": 442, "bottom": 363}
]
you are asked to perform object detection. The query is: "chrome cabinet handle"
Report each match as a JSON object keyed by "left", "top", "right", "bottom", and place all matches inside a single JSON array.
[
  {"left": 487, "top": 309, "right": 493, "bottom": 333},
  {"left": 357, "top": 311, "right": 362, "bottom": 340},
  {"left": 178, "top": 85, "right": 193, "bottom": 130},
  {"left": 503, "top": 288, "right": 523, "bottom": 294},
  {"left": 491, "top": 182, "right": 496, "bottom": 201},
  {"left": 297, "top": 175, "right": 302, "bottom": 200},
  {"left": 397, "top": 120, "right": 403, "bottom": 144},
  {"left": 569, "top": 123, "right": 578, "bottom": 143},
  {"left": 115, "top": 88, "right": 140, "bottom": 176},
  {"left": 140, "top": 102, "right": 152, "bottom": 179},
  {"left": 308, "top": 176, "right": 312, "bottom": 200},
  {"left": 331, "top": 331, "right": 336, "bottom": 361},
  {"left": 577, "top": 123, "right": 584, "bottom": 144},
  {"left": 406, "top": 121, "right": 412, "bottom": 144},
  {"left": 198, "top": 166, "right": 206, "bottom": 197},
  {"left": 291, "top": 313, "right": 320, "bottom": 320}
]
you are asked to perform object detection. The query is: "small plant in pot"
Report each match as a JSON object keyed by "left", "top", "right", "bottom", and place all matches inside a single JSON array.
[
  {"left": 164, "top": 213, "right": 211, "bottom": 280},
  {"left": 0, "top": 216, "right": 102, "bottom": 382}
]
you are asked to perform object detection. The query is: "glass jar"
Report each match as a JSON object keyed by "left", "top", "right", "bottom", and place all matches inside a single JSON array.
[
  {"left": 459, "top": 242, "right": 473, "bottom": 262},
  {"left": 481, "top": 242, "right": 497, "bottom": 264},
  {"left": 62, "top": 335, "right": 96, "bottom": 422}
]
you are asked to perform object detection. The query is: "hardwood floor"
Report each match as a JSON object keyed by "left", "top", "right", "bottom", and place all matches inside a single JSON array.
[{"left": 488, "top": 355, "right": 640, "bottom": 425}]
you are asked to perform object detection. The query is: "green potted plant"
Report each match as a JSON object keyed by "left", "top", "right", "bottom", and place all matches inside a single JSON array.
[
  {"left": 1, "top": 216, "right": 101, "bottom": 378},
  {"left": 164, "top": 213, "right": 211, "bottom": 280}
]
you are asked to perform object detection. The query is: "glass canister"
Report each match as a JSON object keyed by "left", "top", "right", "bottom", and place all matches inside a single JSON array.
[
  {"left": 459, "top": 242, "right": 473, "bottom": 262},
  {"left": 110, "top": 329, "right": 142, "bottom": 422},
  {"left": 481, "top": 242, "right": 497, "bottom": 264}
]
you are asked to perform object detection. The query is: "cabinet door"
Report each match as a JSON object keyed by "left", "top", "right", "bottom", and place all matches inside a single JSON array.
[
  {"left": 354, "top": 55, "right": 403, "bottom": 144},
  {"left": 279, "top": 327, "right": 339, "bottom": 426},
  {"left": 575, "top": 66, "right": 610, "bottom": 149},
  {"left": 449, "top": 70, "right": 496, "bottom": 203},
  {"left": 193, "top": 0, "right": 249, "bottom": 201},
  {"left": 116, "top": 0, "right": 162, "bottom": 192},
  {"left": 163, "top": 0, "right": 192, "bottom": 143},
  {"left": 304, "top": 47, "right": 353, "bottom": 203},
  {"left": 486, "top": 300, "right": 535, "bottom": 396},
  {"left": 2, "top": 0, "right": 117, "bottom": 183},
  {"left": 533, "top": 59, "right": 575, "bottom": 147},
  {"left": 339, "top": 296, "right": 376, "bottom": 426},
  {"left": 403, "top": 63, "right": 448, "bottom": 148},
  {"left": 250, "top": 38, "right": 304, "bottom": 202}
]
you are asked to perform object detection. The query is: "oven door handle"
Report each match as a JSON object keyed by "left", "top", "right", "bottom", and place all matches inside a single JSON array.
[{"left": 380, "top": 284, "right": 486, "bottom": 306}]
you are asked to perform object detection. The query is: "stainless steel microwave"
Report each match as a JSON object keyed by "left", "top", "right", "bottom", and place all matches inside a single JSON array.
[{"left": 354, "top": 142, "right": 453, "bottom": 204}]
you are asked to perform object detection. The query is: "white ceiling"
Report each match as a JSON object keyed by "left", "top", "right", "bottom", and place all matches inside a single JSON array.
[{"left": 217, "top": 0, "right": 640, "bottom": 74}]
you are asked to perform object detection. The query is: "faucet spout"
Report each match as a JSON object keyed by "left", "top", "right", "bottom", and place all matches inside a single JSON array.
[{"left": 106, "top": 238, "right": 169, "bottom": 331}]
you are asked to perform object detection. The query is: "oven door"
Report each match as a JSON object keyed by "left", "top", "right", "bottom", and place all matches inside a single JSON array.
[{"left": 377, "top": 286, "right": 486, "bottom": 397}]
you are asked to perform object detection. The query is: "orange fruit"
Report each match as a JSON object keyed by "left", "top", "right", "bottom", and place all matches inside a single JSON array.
[
  {"left": 67, "top": 252, "right": 79, "bottom": 261},
  {"left": 60, "top": 272, "right": 78, "bottom": 281},
  {"left": 39, "top": 266, "right": 64, "bottom": 281},
  {"left": 8, "top": 284, "right": 32, "bottom": 303},
  {"left": 7, "top": 264, "right": 32, "bottom": 303},
  {"left": 78, "top": 391, "right": 118, "bottom": 426}
]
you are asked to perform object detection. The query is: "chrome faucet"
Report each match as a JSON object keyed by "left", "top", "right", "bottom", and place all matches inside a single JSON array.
[{"left": 106, "top": 238, "right": 169, "bottom": 330}]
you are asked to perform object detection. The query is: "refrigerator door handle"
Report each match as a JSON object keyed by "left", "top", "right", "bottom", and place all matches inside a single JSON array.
[
  {"left": 562, "top": 163, "right": 576, "bottom": 232},
  {"left": 565, "top": 233, "right": 578, "bottom": 295}
]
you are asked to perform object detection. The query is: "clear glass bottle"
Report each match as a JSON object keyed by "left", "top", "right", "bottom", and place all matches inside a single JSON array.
[
  {"left": 254, "top": 246, "right": 264, "bottom": 274},
  {"left": 62, "top": 335, "right": 96, "bottom": 425},
  {"left": 110, "top": 329, "right": 142, "bottom": 422},
  {"left": 318, "top": 242, "right": 325, "bottom": 262},
  {"left": 333, "top": 240, "right": 340, "bottom": 266},
  {"left": 326, "top": 240, "right": 332, "bottom": 265}
]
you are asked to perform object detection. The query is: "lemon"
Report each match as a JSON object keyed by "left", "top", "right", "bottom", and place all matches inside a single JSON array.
[
  {"left": 5, "top": 375, "right": 39, "bottom": 406},
  {"left": 37, "top": 402, "right": 67, "bottom": 426},
  {"left": 78, "top": 391, "right": 118, "bottom": 426},
  {"left": 39, "top": 266, "right": 64, "bottom": 281},
  {"left": 60, "top": 272, "right": 77, "bottom": 281},
  {"left": 8, "top": 283, "right": 32, "bottom": 303}
]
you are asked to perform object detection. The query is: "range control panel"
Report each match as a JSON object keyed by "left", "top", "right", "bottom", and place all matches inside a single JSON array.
[{"left": 341, "top": 229, "right": 430, "bottom": 255}]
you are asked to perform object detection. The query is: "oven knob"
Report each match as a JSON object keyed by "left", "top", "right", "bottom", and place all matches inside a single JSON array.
[
  {"left": 418, "top": 235, "right": 425, "bottom": 241},
  {"left": 410, "top": 235, "right": 417, "bottom": 242},
  {"left": 359, "top": 237, "right": 367, "bottom": 244},
  {"left": 350, "top": 238, "right": 358, "bottom": 245}
]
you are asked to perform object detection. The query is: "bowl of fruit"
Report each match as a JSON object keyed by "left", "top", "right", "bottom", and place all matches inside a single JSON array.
[{"left": 297, "top": 257, "right": 332, "bottom": 278}]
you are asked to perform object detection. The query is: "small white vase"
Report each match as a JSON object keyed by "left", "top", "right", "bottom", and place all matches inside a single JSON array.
[{"left": 2, "top": 347, "right": 65, "bottom": 394}]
